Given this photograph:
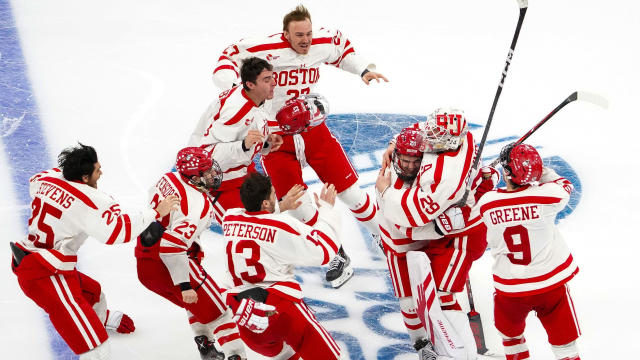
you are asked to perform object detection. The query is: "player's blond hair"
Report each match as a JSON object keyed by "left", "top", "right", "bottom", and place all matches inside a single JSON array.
[{"left": 283, "top": 5, "right": 311, "bottom": 31}]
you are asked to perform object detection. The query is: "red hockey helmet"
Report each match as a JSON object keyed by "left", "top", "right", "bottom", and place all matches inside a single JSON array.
[
  {"left": 276, "top": 98, "right": 312, "bottom": 135},
  {"left": 393, "top": 127, "right": 425, "bottom": 181},
  {"left": 499, "top": 143, "right": 543, "bottom": 185},
  {"left": 176, "top": 147, "right": 222, "bottom": 190}
]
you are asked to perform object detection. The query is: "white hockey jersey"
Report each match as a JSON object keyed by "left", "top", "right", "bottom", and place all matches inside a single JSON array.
[
  {"left": 213, "top": 28, "right": 375, "bottom": 117},
  {"left": 223, "top": 201, "right": 340, "bottom": 301},
  {"left": 474, "top": 168, "right": 578, "bottom": 296},
  {"left": 18, "top": 168, "right": 158, "bottom": 273},
  {"left": 378, "top": 131, "right": 477, "bottom": 229},
  {"left": 137, "top": 172, "right": 215, "bottom": 286},
  {"left": 188, "top": 86, "right": 271, "bottom": 189}
]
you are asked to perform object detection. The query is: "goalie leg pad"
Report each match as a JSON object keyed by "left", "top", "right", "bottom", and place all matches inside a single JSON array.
[
  {"left": 399, "top": 296, "right": 428, "bottom": 344},
  {"left": 442, "top": 309, "right": 477, "bottom": 360}
]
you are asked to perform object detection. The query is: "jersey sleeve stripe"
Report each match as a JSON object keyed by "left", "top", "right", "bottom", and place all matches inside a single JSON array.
[
  {"left": 412, "top": 188, "right": 430, "bottom": 223},
  {"left": 223, "top": 100, "right": 254, "bottom": 125},
  {"left": 304, "top": 210, "right": 319, "bottom": 226},
  {"left": 429, "top": 155, "right": 445, "bottom": 193},
  {"left": 336, "top": 47, "right": 355, "bottom": 67},
  {"left": 200, "top": 195, "right": 211, "bottom": 219},
  {"left": 161, "top": 232, "right": 188, "bottom": 248},
  {"left": 105, "top": 216, "right": 123, "bottom": 245},
  {"left": 214, "top": 65, "right": 239, "bottom": 77},
  {"left": 448, "top": 132, "right": 475, "bottom": 200},
  {"left": 224, "top": 214, "right": 301, "bottom": 236},
  {"left": 166, "top": 173, "right": 189, "bottom": 215},
  {"left": 123, "top": 214, "right": 132, "bottom": 243},
  {"left": 479, "top": 195, "right": 564, "bottom": 215},
  {"left": 379, "top": 225, "right": 414, "bottom": 246},
  {"left": 217, "top": 55, "right": 238, "bottom": 67},
  {"left": 311, "top": 37, "right": 332, "bottom": 45},
  {"left": 351, "top": 193, "right": 371, "bottom": 214},
  {"left": 246, "top": 41, "right": 290, "bottom": 53},
  {"left": 401, "top": 188, "right": 418, "bottom": 227},
  {"left": 314, "top": 229, "right": 339, "bottom": 254},
  {"left": 40, "top": 177, "right": 98, "bottom": 209}
]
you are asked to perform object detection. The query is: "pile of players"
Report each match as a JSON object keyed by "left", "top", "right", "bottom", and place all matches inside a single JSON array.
[{"left": 10, "top": 5, "right": 582, "bottom": 360}]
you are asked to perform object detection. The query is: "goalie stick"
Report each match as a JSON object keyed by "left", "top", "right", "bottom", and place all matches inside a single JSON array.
[
  {"left": 488, "top": 90, "right": 609, "bottom": 167},
  {"left": 465, "top": 277, "right": 489, "bottom": 355},
  {"left": 458, "top": 0, "right": 528, "bottom": 207}
]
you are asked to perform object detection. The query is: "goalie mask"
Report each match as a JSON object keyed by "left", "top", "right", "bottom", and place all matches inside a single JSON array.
[
  {"left": 423, "top": 107, "right": 468, "bottom": 152},
  {"left": 499, "top": 143, "right": 543, "bottom": 185},
  {"left": 393, "top": 127, "right": 425, "bottom": 182},
  {"left": 176, "top": 147, "right": 223, "bottom": 191},
  {"left": 276, "top": 93, "right": 329, "bottom": 135}
]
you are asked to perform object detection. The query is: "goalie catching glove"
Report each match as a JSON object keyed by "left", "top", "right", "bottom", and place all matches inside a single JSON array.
[{"left": 232, "top": 298, "right": 276, "bottom": 334}]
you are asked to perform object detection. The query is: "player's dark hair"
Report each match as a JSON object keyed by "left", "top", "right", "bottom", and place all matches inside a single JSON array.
[
  {"left": 57, "top": 143, "right": 98, "bottom": 182},
  {"left": 283, "top": 4, "right": 311, "bottom": 31},
  {"left": 241, "top": 57, "right": 273, "bottom": 91},
  {"left": 240, "top": 172, "right": 273, "bottom": 212}
]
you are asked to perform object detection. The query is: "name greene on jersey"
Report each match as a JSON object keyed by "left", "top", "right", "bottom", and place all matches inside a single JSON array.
[
  {"left": 223, "top": 222, "right": 276, "bottom": 243},
  {"left": 273, "top": 67, "right": 320, "bottom": 87},
  {"left": 35, "top": 182, "right": 76, "bottom": 209},
  {"left": 488, "top": 205, "right": 540, "bottom": 225}
]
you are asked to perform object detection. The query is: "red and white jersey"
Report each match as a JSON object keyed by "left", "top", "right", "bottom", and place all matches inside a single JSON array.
[
  {"left": 143, "top": 172, "right": 214, "bottom": 286},
  {"left": 213, "top": 28, "right": 374, "bottom": 117},
  {"left": 189, "top": 86, "right": 270, "bottom": 188},
  {"left": 474, "top": 168, "right": 578, "bottom": 296},
  {"left": 17, "top": 168, "right": 158, "bottom": 273},
  {"left": 378, "top": 131, "right": 477, "bottom": 229},
  {"left": 223, "top": 201, "right": 340, "bottom": 301}
]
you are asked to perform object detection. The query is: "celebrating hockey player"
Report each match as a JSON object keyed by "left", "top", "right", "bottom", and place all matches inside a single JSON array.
[
  {"left": 10, "top": 143, "right": 180, "bottom": 360},
  {"left": 223, "top": 172, "right": 343, "bottom": 359},
  {"left": 189, "top": 57, "right": 283, "bottom": 225},
  {"left": 474, "top": 143, "right": 581, "bottom": 360},
  {"left": 212, "top": 4, "right": 387, "bottom": 287},
  {"left": 375, "top": 108, "right": 497, "bottom": 359},
  {"left": 135, "top": 147, "right": 246, "bottom": 360}
]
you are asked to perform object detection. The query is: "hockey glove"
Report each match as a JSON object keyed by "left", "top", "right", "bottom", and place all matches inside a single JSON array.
[
  {"left": 435, "top": 205, "right": 471, "bottom": 236},
  {"left": 471, "top": 166, "right": 499, "bottom": 202},
  {"left": 104, "top": 310, "right": 135, "bottom": 334},
  {"left": 232, "top": 298, "right": 276, "bottom": 334}
]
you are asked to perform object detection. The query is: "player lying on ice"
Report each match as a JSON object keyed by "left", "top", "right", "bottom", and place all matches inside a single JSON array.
[{"left": 376, "top": 108, "right": 498, "bottom": 360}]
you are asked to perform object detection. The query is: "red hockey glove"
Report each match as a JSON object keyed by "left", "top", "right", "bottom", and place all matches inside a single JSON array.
[
  {"left": 471, "top": 166, "right": 499, "bottom": 202},
  {"left": 105, "top": 310, "right": 135, "bottom": 334},
  {"left": 232, "top": 298, "right": 276, "bottom": 334}
]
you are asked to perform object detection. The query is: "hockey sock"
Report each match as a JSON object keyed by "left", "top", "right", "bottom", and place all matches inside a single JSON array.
[
  {"left": 502, "top": 335, "right": 529, "bottom": 360},
  {"left": 552, "top": 340, "right": 580, "bottom": 360},
  {"left": 338, "top": 184, "right": 378, "bottom": 234}
]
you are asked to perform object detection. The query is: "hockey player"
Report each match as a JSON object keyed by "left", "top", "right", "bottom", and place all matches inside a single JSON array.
[
  {"left": 135, "top": 147, "right": 246, "bottom": 360},
  {"left": 10, "top": 143, "right": 179, "bottom": 359},
  {"left": 223, "top": 172, "right": 343, "bottom": 359},
  {"left": 212, "top": 4, "right": 387, "bottom": 287},
  {"left": 189, "top": 56, "right": 283, "bottom": 225},
  {"left": 474, "top": 143, "right": 581, "bottom": 360},
  {"left": 375, "top": 109, "right": 497, "bottom": 359}
]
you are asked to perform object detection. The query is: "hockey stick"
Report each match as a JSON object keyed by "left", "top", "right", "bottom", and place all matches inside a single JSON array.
[
  {"left": 488, "top": 90, "right": 609, "bottom": 167},
  {"left": 465, "top": 277, "right": 489, "bottom": 355},
  {"left": 458, "top": 0, "right": 528, "bottom": 206}
]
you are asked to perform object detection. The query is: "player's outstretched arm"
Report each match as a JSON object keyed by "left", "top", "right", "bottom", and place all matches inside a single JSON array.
[{"left": 361, "top": 70, "right": 389, "bottom": 85}]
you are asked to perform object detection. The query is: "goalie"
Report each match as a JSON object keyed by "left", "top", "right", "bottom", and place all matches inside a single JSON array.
[{"left": 376, "top": 108, "right": 498, "bottom": 359}]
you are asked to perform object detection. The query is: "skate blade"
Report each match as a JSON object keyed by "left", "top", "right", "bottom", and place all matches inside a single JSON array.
[{"left": 329, "top": 266, "right": 354, "bottom": 288}]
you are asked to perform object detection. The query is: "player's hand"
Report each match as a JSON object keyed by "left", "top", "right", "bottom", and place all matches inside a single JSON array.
[
  {"left": 182, "top": 289, "right": 198, "bottom": 304},
  {"left": 362, "top": 71, "right": 389, "bottom": 85},
  {"left": 267, "top": 134, "right": 283, "bottom": 152},
  {"left": 376, "top": 168, "right": 391, "bottom": 195},
  {"left": 279, "top": 184, "right": 305, "bottom": 211},
  {"left": 472, "top": 166, "right": 499, "bottom": 202},
  {"left": 156, "top": 194, "right": 180, "bottom": 217},
  {"left": 315, "top": 183, "right": 337, "bottom": 207},
  {"left": 233, "top": 298, "right": 276, "bottom": 334},
  {"left": 244, "top": 129, "right": 265, "bottom": 149},
  {"left": 381, "top": 142, "right": 395, "bottom": 170}
]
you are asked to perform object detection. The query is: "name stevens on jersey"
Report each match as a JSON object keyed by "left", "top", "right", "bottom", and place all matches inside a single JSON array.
[
  {"left": 273, "top": 67, "right": 320, "bottom": 86},
  {"left": 223, "top": 223, "right": 277, "bottom": 243},
  {"left": 36, "top": 182, "right": 76, "bottom": 209},
  {"left": 489, "top": 205, "right": 540, "bottom": 225}
]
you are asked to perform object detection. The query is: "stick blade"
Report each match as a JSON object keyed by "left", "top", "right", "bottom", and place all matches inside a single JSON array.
[
  {"left": 577, "top": 91, "right": 609, "bottom": 109},
  {"left": 468, "top": 311, "right": 489, "bottom": 354}
]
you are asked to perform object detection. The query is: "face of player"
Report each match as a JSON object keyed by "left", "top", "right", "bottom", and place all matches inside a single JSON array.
[
  {"left": 284, "top": 19, "right": 312, "bottom": 54},
  {"left": 396, "top": 154, "right": 422, "bottom": 182},
  {"left": 201, "top": 167, "right": 221, "bottom": 190},
  {"left": 83, "top": 162, "right": 102, "bottom": 189},
  {"left": 248, "top": 68, "right": 276, "bottom": 103},
  {"left": 262, "top": 186, "right": 278, "bottom": 213}
]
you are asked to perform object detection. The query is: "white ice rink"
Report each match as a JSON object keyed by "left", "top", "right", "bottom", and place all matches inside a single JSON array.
[{"left": 1, "top": 0, "right": 639, "bottom": 359}]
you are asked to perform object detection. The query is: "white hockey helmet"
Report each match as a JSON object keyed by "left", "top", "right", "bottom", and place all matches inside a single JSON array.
[{"left": 423, "top": 107, "right": 468, "bottom": 152}]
